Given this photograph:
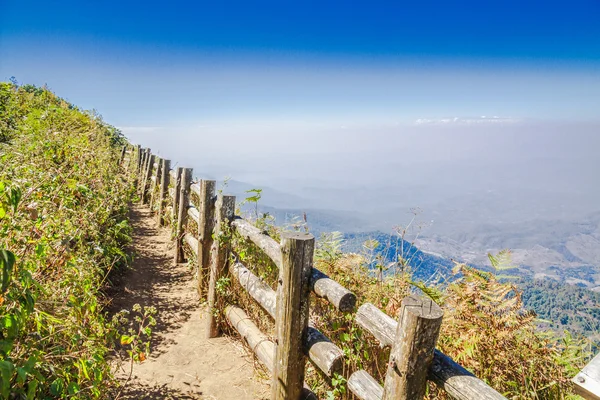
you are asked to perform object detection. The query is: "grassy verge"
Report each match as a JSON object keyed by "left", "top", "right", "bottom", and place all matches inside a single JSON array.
[{"left": 0, "top": 82, "right": 134, "bottom": 398}]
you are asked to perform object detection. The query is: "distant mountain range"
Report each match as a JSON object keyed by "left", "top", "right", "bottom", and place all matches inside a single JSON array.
[
  {"left": 232, "top": 196, "right": 600, "bottom": 340},
  {"left": 231, "top": 187, "right": 600, "bottom": 292}
]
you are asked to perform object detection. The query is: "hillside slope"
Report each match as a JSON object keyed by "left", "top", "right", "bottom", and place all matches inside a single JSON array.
[{"left": 0, "top": 82, "right": 132, "bottom": 398}]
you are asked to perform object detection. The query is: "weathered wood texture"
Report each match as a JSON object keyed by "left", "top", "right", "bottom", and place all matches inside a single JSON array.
[
  {"left": 206, "top": 194, "right": 236, "bottom": 338},
  {"left": 356, "top": 301, "right": 505, "bottom": 399},
  {"left": 137, "top": 146, "right": 145, "bottom": 172},
  {"left": 232, "top": 218, "right": 282, "bottom": 267},
  {"left": 311, "top": 267, "right": 356, "bottom": 312},
  {"left": 356, "top": 302, "right": 397, "bottom": 347},
  {"left": 232, "top": 217, "right": 356, "bottom": 313},
  {"left": 184, "top": 233, "right": 199, "bottom": 255},
  {"left": 573, "top": 352, "right": 600, "bottom": 400},
  {"left": 430, "top": 350, "right": 506, "bottom": 400},
  {"left": 141, "top": 149, "right": 152, "bottom": 196},
  {"left": 157, "top": 159, "right": 171, "bottom": 226},
  {"left": 348, "top": 370, "right": 383, "bottom": 400},
  {"left": 187, "top": 206, "right": 199, "bottom": 223},
  {"left": 382, "top": 295, "right": 443, "bottom": 400},
  {"left": 231, "top": 261, "right": 277, "bottom": 317},
  {"left": 119, "top": 145, "right": 127, "bottom": 165},
  {"left": 304, "top": 324, "right": 343, "bottom": 377},
  {"left": 141, "top": 154, "right": 155, "bottom": 204},
  {"left": 149, "top": 157, "right": 162, "bottom": 210},
  {"left": 225, "top": 304, "right": 276, "bottom": 372},
  {"left": 272, "top": 233, "right": 314, "bottom": 400},
  {"left": 135, "top": 145, "right": 142, "bottom": 171},
  {"left": 137, "top": 149, "right": 147, "bottom": 192},
  {"left": 171, "top": 167, "right": 183, "bottom": 232},
  {"left": 230, "top": 261, "right": 344, "bottom": 376},
  {"left": 197, "top": 180, "right": 216, "bottom": 299},
  {"left": 190, "top": 182, "right": 201, "bottom": 197},
  {"left": 174, "top": 168, "right": 192, "bottom": 263},
  {"left": 225, "top": 305, "right": 318, "bottom": 400}
]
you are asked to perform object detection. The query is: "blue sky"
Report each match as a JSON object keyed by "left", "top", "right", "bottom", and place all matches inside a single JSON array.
[
  {"left": 1, "top": 0, "right": 599, "bottom": 127},
  {"left": 2, "top": 0, "right": 600, "bottom": 231}
]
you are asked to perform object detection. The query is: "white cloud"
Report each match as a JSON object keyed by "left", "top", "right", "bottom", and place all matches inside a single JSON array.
[{"left": 414, "top": 116, "right": 521, "bottom": 126}]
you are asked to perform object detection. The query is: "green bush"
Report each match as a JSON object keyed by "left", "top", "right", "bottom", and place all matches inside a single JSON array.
[{"left": 0, "top": 82, "right": 133, "bottom": 398}]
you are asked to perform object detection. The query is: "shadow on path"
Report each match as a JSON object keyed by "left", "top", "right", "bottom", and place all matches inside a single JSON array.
[{"left": 107, "top": 205, "right": 269, "bottom": 400}]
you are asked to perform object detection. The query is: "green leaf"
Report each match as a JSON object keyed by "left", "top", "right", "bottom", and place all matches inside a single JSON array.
[
  {"left": 26, "top": 379, "right": 38, "bottom": 400},
  {"left": 0, "top": 206, "right": 5, "bottom": 219},
  {"left": 67, "top": 381, "right": 79, "bottom": 395},
  {"left": 0, "top": 360, "right": 15, "bottom": 398},
  {"left": 0, "top": 250, "right": 15, "bottom": 293},
  {"left": 120, "top": 335, "right": 133, "bottom": 345},
  {"left": 9, "top": 187, "right": 21, "bottom": 212},
  {"left": 50, "top": 378, "right": 64, "bottom": 396},
  {"left": 35, "top": 244, "right": 44, "bottom": 257}
]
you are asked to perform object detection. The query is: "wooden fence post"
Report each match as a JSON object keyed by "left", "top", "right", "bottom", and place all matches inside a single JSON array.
[
  {"left": 205, "top": 194, "right": 236, "bottom": 338},
  {"left": 141, "top": 154, "right": 155, "bottom": 204},
  {"left": 136, "top": 146, "right": 144, "bottom": 172},
  {"left": 197, "top": 179, "right": 216, "bottom": 299},
  {"left": 157, "top": 159, "right": 171, "bottom": 226},
  {"left": 137, "top": 148, "right": 146, "bottom": 187},
  {"left": 382, "top": 295, "right": 444, "bottom": 400},
  {"left": 171, "top": 167, "right": 183, "bottom": 231},
  {"left": 271, "top": 232, "right": 314, "bottom": 400},
  {"left": 135, "top": 145, "right": 141, "bottom": 170},
  {"left": 139, "top": 149, "right": 150, "bottom": 196},
  {"left": 119, "top": 144, "right": 127, "bottom": 165},
  {"left": 149, "top": 156, "right": 162, "bottom": 210},
  {"left": 174, "top": 168, "right": 193, "bottom": 263}
]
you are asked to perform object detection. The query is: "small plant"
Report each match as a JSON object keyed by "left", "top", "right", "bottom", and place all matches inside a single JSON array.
[
  {"left": 114, "top": 304, "right": 157, "bottom": 399},
  {"left": 326, "top": 373, "right": 347, "bottom": 400},
  {"left": 315, "top": 231, "right": 344, "bottom": 268}
]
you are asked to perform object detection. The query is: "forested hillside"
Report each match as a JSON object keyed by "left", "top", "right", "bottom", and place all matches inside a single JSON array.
[
  {"left": 0, "top": 82, "right": 133, "bottom": 398},
  {"left": 520, "top": 278, "right": 600, "bottom": 341},
  {"left": 341, "top": 230, "right": 600, "bottom": 341}
]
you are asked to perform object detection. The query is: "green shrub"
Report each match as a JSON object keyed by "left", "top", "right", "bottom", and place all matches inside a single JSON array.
[{"left": 0, "top": 83, "right": 134, "bottom": 398}]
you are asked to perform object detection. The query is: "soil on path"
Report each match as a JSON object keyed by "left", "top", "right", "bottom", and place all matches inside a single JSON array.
[{"left": 107, "top": 205, "right": 269, "bottom": 399}]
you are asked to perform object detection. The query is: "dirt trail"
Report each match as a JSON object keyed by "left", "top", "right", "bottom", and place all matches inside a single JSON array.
[{"left": 108, "top": 205, "right": 269, "bottom": 399}]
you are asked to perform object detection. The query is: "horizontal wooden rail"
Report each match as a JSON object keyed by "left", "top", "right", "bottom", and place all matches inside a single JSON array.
[
  {"left": 184, "top": 233, "right": 199, "bottom": 254},
  {"left": 232, "top": 218, "right": 282, "bottom": 266},
  {"left": 356, "top": 303, "right": 397, "bottom": 347},
  {"left": 187, "top": 205, "right": 200, "bottom": 223},
  {"left": 355, "top": 303, "right": 505, "bottom": 400},
  {"left": 190, "top": 182, "right": 201, "bottom": 197},
  {"left": 225, "top": 305, "right": 317, "bottom": 400},
  {"left": 348, "top": 370, "right": 383, "bottom": 400},
  {"left": 231, "top": 261, "right": 344, "bottom": 377},
  {"left": 232, "top": 218, "right": 356, "bottom": 312},
  {"left": 310, "top": 268, "right": 356, "bottom": 312}
]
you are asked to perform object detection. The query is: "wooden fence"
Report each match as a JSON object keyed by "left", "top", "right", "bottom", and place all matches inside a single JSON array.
[{"left": 120, "top": 144, "right": 507, "bottom": 400}]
